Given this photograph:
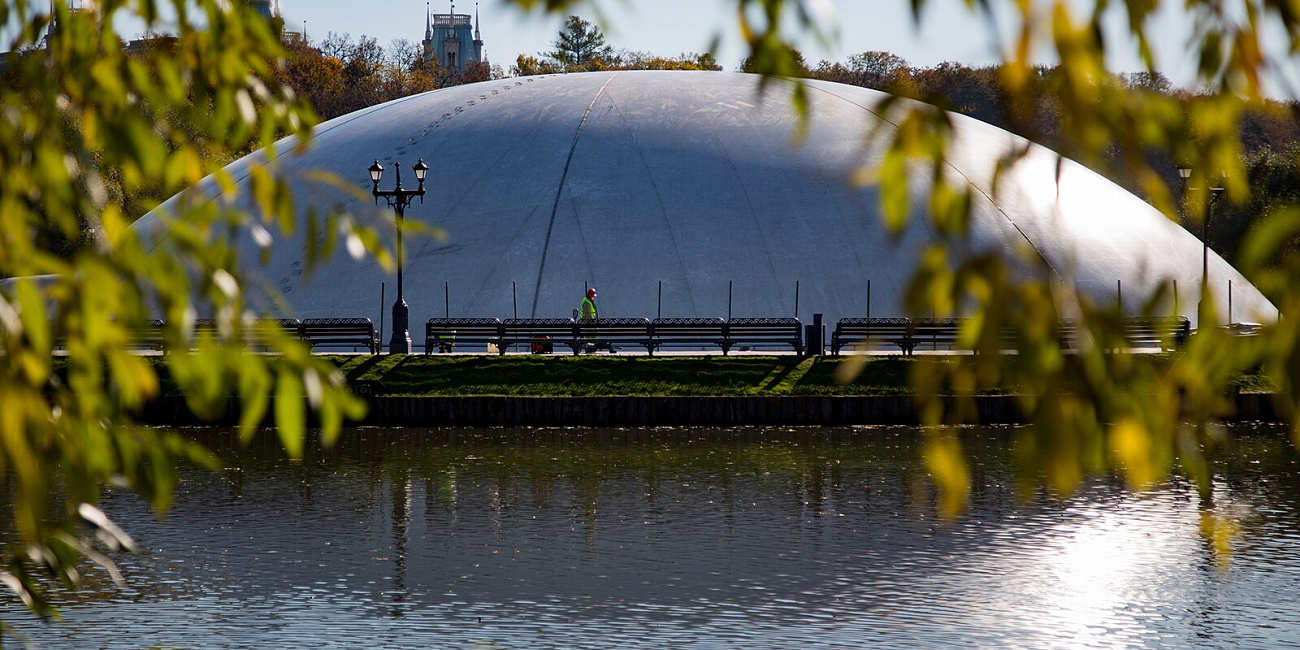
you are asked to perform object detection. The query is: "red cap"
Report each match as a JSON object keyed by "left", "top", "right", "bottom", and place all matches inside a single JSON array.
[{"left": 587, "top": 288, "right": 597, "bottom": 298}]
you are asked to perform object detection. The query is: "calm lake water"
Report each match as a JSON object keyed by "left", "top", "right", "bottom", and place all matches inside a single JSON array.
[{"left": 4, "top": 424, "right": 1300, "bottom": 648}]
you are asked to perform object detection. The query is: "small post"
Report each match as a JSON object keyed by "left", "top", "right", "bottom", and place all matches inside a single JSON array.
[
  {"left": 379, "top": 282, "right": 386, "bottom": 346},
  {"left": 445, "top": 281, "right": 450, "bottom": 318},
  {"left": 867, "top": 280, "right": 871, "bottom": 319},
  {"left": 1117, "top": 279, "right": 1123, "bottom": 314},
  {"left": 728, "top": 280, "right": 733, "bottom": 321},
  {"left": 1229, "top": 280, "right": 1233, "bottom": 325},
  {"left": 1173, "top": 279, "right": 1179, "bottom": 316},
  {"left": 795, "top": 280, "right": 800, "bottom": 319},
  {"left": 812, "top": 313, "right": 823, "bottom": 356},
  {"left": 512, "top": 281, "right": 518, "bottom": 320},
  {"left": 657, "top": 280, "right": 662, "bottom": 320}
]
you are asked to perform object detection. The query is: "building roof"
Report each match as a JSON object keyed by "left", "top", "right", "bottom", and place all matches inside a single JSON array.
[{"left": 137, "top": 71, "right": 1276, "bottom": 329}]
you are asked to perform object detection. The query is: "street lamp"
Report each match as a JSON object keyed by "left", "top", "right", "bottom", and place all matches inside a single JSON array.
[
  {"left": 1178, "top": 166, "right": 1224, "bottom": 324},
  {"left": 370, "top": 158, "right": 428, "bottom": 354}
]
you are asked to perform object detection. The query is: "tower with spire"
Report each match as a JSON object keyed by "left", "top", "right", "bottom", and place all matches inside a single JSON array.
[
  {"left": 44, "top": 0, "right": 85, "bottom": 45},
  {"left": 243, "top": 0, "right": 274, "bottom": 21},
  {"left": 422, "top": 2, "right": 484, "bottom": 71}
]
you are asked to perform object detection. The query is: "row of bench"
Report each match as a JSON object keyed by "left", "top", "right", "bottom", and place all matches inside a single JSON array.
[
  {"left": 103, "top": 315, "right": 1191, "bottom": 357},
  {"left": 121, "top": 318, "right": 379, "bottom": 353},
  {"left": 424, "top": 317, "right": 804, "bottom": 356},
  {"left": 830, "top": 317, "right": 1192, "bottom": 355}
]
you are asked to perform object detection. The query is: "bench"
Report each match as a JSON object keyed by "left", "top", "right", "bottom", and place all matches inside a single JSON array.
[
  {"left": 575, "top": 317, "right": 652, "bottom": 354},
  {"left": 1120, "top": 316, "right": 1190, "bottom": 351},
  {"left": 831, "top": 318, "right": 965, "bottom": 356},
  {"left": 835, "top": 316, "right": 1191, "bottom": 355},
  {"left": 832, "top": 318, "right": 915, "bottom": 355},
  {"left": 302, "top": 318, "right": 378, "bottom": 353},
  {"left": 192, "top": 318, "right": 220, "bottom": 341},
  {"left": 424, "top": 318, "right": 503, "bottom": 354},
  {"left": 186, "top": 317, "right": 306, "bottom": 350},
  {"left": 647, "top": 318, "right": 728, "bottom": 354},
  {"left": 502, "top": 318, "right": 580, "bottom": 355},
  {"left": 724, "top": 318, "right": 804, "bottom": 355},
  {"left": 127, "top": 319, "right": 167, "bottom": 351},
  {"left": 253, "top": 318, "right": 304, "bottom": 349},
  {"left": 909, "top": 318, "right": 967, "bottom": 353}
]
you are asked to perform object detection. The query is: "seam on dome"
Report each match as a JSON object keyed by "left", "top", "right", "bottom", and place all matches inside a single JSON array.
[
  {"left": 143, "top": 89, "right": 443, "bottom": 256},
  {"left": 530, "top": 72, "right": 621, "bottom": 317},
  {"left": 803, "top": 82, "right": 1063, "bottom": 282},
  {"left": 608, "top": 96, "right": 702, "bottom": 317}
]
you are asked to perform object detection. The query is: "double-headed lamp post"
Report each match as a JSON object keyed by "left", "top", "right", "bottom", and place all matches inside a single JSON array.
[
  {"left": 369, "top": 158, "right": 428, "bottom": 354},
  {"left": 1178, "top": 166, "right": 1225, "bottom": 324}
]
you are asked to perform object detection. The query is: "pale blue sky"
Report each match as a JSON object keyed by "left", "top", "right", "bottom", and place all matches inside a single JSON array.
[
  {"left": 277, "top": 0, "right": 1209, "bottom": 86},
  {"left": 5, "top": 1, "right": 1296, "bottom": 95}
]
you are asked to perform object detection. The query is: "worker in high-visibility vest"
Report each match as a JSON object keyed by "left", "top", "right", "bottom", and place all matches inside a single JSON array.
[
  {"left": 578, "top": 287, "right": 598, "bottom": 353},
  {"left": 579, "top": 287, "right": 598, "bottom": 321}
]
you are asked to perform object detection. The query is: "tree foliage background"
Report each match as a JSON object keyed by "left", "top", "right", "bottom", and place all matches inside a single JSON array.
[
  {"left": 4, "top": 0, "right": 1300, "bottom": 629},
  {"left": 286, "top": 32, "right": 500, "bottom": 120},
  {"left": 513, "top": 14, "right": 722, "bottom": 75}
]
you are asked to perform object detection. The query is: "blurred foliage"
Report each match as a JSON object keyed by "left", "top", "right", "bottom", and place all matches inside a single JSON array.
[
  {"left": 0, "top": 0, "right": 369, "bottom": 623},
  {"left": 4, "top": 0, "right": 1300, "bottom": 628},
  {"left": 801, "top": 54, "right": 1300, "bottom": 266}
]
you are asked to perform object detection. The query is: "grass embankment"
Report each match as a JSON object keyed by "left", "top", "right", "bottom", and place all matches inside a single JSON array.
[
  {"left": 328, "top": 355, "right": 915, "bottom": 397},
  {"left": 116, "top": 352, "right": 1272, "bottom": 398}
]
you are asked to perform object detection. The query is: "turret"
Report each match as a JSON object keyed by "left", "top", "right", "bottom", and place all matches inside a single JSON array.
[{"left": 473, "top": 2, "right": 484, "bottom": 62}]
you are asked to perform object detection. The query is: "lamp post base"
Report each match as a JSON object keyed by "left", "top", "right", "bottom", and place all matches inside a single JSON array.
[{"left": 389, "top": 297, "right": 412, "bottom": 355}]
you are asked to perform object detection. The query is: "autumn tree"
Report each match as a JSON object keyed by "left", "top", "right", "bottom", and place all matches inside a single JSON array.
[
  {"left": 612, "top": 50, "right": 723, "bottom": 71},
  {"left": 513, "top": 53, "right": 561, "bottom": 76},
  {"left": 279, "top": 33, "right": 443, "bottom": 121}
]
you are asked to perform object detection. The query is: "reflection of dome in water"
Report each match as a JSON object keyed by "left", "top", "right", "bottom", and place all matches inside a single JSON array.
[{"left": 139, "top": 71, "right": 1275, "bottom": 328}]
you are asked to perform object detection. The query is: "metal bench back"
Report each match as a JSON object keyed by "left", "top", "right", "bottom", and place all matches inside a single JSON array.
[
  {"left": 302, "top": 318, "right": 377, "bottom": 353},
  {"left": 727, "top": 317, "right": 802, "bottom": 335},
  {"left": 651, "top": 317, "right": 726, "bottom": 335},
  {"left": 504, "top": 318, "right": 577, "bottom": 336},
  {"left": 425, "top": 318, "right": 503, "bottom": 335},
  {"left": 423, "top": 318, "right": 503, "bottom": 354},
  {"left": 576, "top": 317, "right": 650, "bottom": 334}
]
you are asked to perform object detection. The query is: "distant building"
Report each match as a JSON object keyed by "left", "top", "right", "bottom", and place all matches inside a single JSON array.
[
  {"left": 423, "top": 3, "right": 484, "bottom": 72},
  {"left": 241, "top": 0, "right": 302, "bottom": 44},
  {"left": 244, "top": 0, "right": 274, "bottom": 20},
  {"left": 44, "top": 0, "right": 86, "bottom": 46}
]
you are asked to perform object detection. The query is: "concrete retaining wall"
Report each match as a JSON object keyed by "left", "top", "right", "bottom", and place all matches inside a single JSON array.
[{"left": 137, "top": 393, "right": 1280, "bottom": 427}]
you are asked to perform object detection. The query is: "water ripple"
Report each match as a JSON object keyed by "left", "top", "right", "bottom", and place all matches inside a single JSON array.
[{"left": 3, "top": 425, "right": 1300, "bottom": 648}]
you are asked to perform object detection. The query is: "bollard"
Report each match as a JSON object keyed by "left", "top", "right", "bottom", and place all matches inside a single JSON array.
[{"left": 812, "top": 313, "right": 824, "bottom": 356}]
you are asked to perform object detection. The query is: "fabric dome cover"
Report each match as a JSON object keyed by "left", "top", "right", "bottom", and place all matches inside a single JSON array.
[{"left": 138, "top": 71, "right": 1276, "bottom": 330}]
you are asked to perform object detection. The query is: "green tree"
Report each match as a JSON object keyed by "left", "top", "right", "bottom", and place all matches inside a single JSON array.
[{"left": 546, "top": 14, "right": 614, "bottom": 68}]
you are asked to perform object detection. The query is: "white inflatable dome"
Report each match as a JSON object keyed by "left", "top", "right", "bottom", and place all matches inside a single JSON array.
[{"left": 138, "top": 71, "right": 1276, "bottom": 329}]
